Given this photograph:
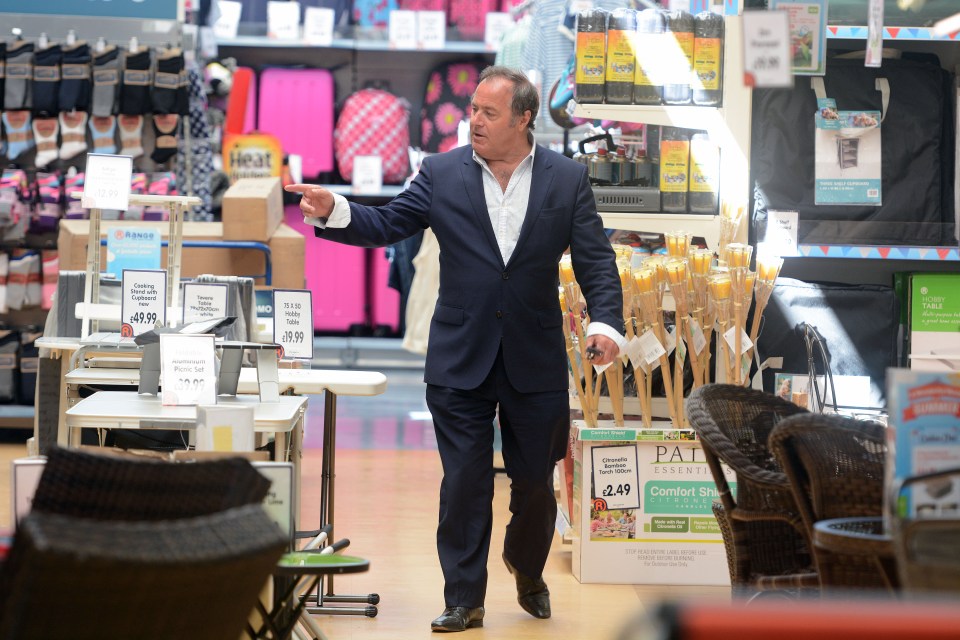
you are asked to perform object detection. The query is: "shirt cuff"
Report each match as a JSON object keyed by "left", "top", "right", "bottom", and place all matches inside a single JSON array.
[
  {"left": 586, "top": 322, "right": 628, "bottom": 354},
  {"left": 302, "top": 192, "right": 352, "bottom": 229}
]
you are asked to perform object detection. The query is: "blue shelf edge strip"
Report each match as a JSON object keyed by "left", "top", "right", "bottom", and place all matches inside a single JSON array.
[
  {"left": 798, "top": 245, "right": 960, "bottom": 261},
  {"left": 827, "top": 25, "right": 960, "bottom": 41}
]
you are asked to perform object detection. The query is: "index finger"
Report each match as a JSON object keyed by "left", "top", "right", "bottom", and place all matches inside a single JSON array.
[{"left": 283, "top": 183, "right": 321, "bottom": 194}]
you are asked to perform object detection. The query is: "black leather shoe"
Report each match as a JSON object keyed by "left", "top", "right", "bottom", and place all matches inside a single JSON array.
[
  {"left": 503, "top": 554, "right": 551, "bottom": 619},
  {"left": 430, "top": 606, "right": 485, "bottom": 632}
]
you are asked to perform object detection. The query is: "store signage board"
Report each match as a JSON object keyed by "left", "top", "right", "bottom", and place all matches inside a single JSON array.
[
  {"left": 484, "top": 12, "right": 512, "bottom": 51},
  {"left": 0, "top": 0, "right": 179, "bottom": 19},
  {"left": 253, "top": 462, "right": 296, "bottom": 537},
  {"left": 213, "top": 0, "right": 242, "bottom": 39},
  {"left": 106, "top": 227, "right": 161, "bottom": 279},
  {"left": 742, "top": 10, "right": 792, "bottom": 88},
  {"left": 352, "top": 155, "right": 383, "bottom": 195},
  {"left": 267, "top": 0, "right": 301, "bottom": 40},
  {"left": 121, "top": 269, "right": 167, "bottom": 337},
  {"left": 182, "top": 283, "right": 229, "bottom": 324},
  {"left": 273, "top": 289, "right": 313, "bottom": 360},
  {"left": 591, "top": 444, "right": 641, "bottom": 511},
  {"left": 82, "top": 153, "right": 132, "bottom": 211},
  {"left": 759, "top": 209, "right": 799, "bottom": 257},
  {"left": 160, "top": 333, "right": 217, "bottom": 406},
  {"left": 769, "top": 0, "right": 827, "bottom": 76},
  {"left": 417, "top": 11, "right": 446, "bottom": 49},
  {"left": 304, "top": 6, "right": 335, "bottom": 46},
  {"left": 389, "top": 10, "right": 418, "bottom": 49}
]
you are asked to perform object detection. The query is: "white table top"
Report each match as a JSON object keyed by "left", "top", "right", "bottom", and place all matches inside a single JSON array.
[
  {"left": 65, "top": 367, "right": 388, "bottom": 397},
  {"left": 65, "top": 391, "right": 307, "bottom": 433}
]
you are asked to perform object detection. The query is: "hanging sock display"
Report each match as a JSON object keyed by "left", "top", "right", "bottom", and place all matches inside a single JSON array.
[
  {"left": 59, "top": 111, "right": 88, "bottom": 160},
  {"left": 1, "top": 111, "right": 34, "bottom": 160},
  {"left": 4, "top": 41, "right": 34, "bottom": 111},
  {"left": 91, "top": 46, "right": 120, "bottom": 117},
  {"left": 32, "top": 117, "right": 59, "bottom": 168},
  {"left": 150, "top": 113, "right": 179, "bottom": 164},
  {"left": 59, "top": 42, "right": 92, "bottom": 112},
  {"left": 118, "top": 114, "right": 144, "bottom": 157},
  {"left": 89, "top": 115, "right": 117, "bottom": 154},
  {"left": 152, "top": 48, "right": 184, "bottom": 114},
  {"left": 32, "top": 44, "right": 62, "bottom": 118},
  {"left": 119, "top": 47, "right": 151, "bottom": 115}
]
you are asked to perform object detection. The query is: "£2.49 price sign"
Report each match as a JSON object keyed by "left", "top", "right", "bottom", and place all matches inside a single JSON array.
[{"left": 273, "top": 289, "right": 313, "bottom": 360}]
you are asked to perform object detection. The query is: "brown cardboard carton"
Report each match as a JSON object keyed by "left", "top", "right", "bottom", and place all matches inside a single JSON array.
[
  {"left": 221, "top": 176, "right": 283, "bottom": 241},
  {"left": 58, "top": 220, "right": 305, "bottom": 290}
]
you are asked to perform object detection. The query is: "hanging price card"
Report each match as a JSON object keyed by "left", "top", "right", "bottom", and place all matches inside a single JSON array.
[
  {"left": 389, "top": 10, "right": 417, "bottom": 49},
  {"left": 182, "top": 283, "right": 228, "bottom": 323},
  {"left": 304, "top": 6, "right": 335, "bottom": 45},
  {"left": 121, "top": 269, "right": 167, "bottom": 336},
  {"left": 267, "top": 0, "right": 301, "bottom": 40},
  {"left": 82, "top": 153, "right": 132, "bottom": 211},
  {"left": 689, "top": 318, "right": 707, "bottom": 356},
  {"left": 865, "top": 0, "right": 884, "bottom": 68},
  {"left": 484, "top": 12, "right": 512, "bottom": 51},
  {"left": 742, "top": 10, "right": 792, "bottom": 88},
  {"left": 638, "top": 329, "right": 666, "bottom": 366},
  {"left": 273, "top": 289, "right": 313, "bottom": 360},
  {"left": 213, "top": 0, "right": 243, "bottom": 39},
  {"left": 160, "top": 334, "right": 217, "bottom": 406},
  {"left": 591, "top": 444, "right": 641, "bottom": 510},
  {"left": 625, "top": 335, "right": 644, "bottom": 371},
  {"left": 352, "top": 155, "right": 383, "bottom": 195},
  {"left": 417, "top": 11, "right": 446, "bottom": 50},
  {"left": 724, "top": 326, "right": 754, "bottom": 355}
]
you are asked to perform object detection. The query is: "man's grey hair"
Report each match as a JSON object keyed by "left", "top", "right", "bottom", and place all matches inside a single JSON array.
[{"left": 477, "top": 66, "right": 539, "bottom": 131}]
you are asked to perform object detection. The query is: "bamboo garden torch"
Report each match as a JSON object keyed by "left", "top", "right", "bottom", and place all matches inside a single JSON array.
[
  {"left": 725, "top": 243, "right": 753, "bottom": 385},
  {"left": 635, "top": 266, "right": 679, "bottom": 427}
]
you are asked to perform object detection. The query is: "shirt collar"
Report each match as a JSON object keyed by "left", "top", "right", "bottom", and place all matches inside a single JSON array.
[{"left": 473, "top": 135, "right": 536, "bottom": 168}]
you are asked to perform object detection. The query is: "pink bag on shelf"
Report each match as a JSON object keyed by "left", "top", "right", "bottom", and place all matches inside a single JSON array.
[
  {"left": 334, "top": 88, "right": 410, "bottom": 184},
  {"left": 448, "top": 0, "right": 500, "bottom": 39}
]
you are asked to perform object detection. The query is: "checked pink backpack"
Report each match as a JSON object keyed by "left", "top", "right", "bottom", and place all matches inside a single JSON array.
[{"left": 334, "top": 88, "right": 411, "bottom": 185}]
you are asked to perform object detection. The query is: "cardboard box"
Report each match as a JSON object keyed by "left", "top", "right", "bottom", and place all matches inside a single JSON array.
[
  {"left": 909, "top": 273, "right": 960, "bottom": 371},
  {"left": 57, "top": 220, "right": 305, "bottom": 290},
  {"left": 222, "top": 176, "right": 284, "bottom": 242},
  {"left": 569, "top": 420, "right": 730, "bottom": 586}
]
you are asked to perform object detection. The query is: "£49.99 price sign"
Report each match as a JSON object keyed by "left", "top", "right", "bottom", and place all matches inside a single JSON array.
[
  {"left": 273, "top": 289, "right": 313, "bottom": 360},
  {"left": 121, "top": 269, "right": 167, "bottom": 336}
]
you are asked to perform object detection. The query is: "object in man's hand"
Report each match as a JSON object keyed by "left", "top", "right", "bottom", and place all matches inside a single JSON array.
[{"left": 586, "top": 346, "right": 603, "bottom": 361}]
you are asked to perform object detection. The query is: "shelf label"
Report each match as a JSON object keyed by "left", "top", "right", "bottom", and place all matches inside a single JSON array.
[
  {"left": 304, "top": 6, "right": 335, "bottom": 46},
  {"left": 484, "top": 12, "right": 512, "bottom": 51},
  {"left": 273, "top": 289, "right": 313, "bottom": 360},
  {"left": 121, "top": 269, "right": 167, "bottom": 336},
  {"left": 389, "top": 10, "right": 417, "bottom": 49},
  {"left": 160, "top": 333, "right": 217, "bottom": 406},
  {"left": 82, "top": 153, "right": 132, "bottom": 211},
  {"left": 742, "top": 9, "right": 792, "bottom": 88},
  {"left": 213, "top": 0, "right": 242, "bottom": 40},
  {"left": 417, "top": 11, "right": 446, "bottom": 50},
  {"left": 182, "top": 283, "right": 229, "bottom": 324},
  {"left": 759, "top": 209, "right": 799, "bottom": 257},
  {"left": 591, "top": 444, "right": 641, "bottom": 511},
  {"left": 865, "top": 0, "right": 884, "bottom": 68},
  {"left": 352, "top": 155, "right": 383, "bottom": 195},
  {"left": 267, "top": 0, "right": 301, "bottom": 40}
]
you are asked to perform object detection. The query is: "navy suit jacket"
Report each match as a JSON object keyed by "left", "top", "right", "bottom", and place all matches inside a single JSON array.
[{"left": 318, "top": 144, "right": 623, "bottom": 393}]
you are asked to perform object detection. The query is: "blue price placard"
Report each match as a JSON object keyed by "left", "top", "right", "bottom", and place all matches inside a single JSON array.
[{"left": 0, "top": 0, "right": 179, "bottom": 20}]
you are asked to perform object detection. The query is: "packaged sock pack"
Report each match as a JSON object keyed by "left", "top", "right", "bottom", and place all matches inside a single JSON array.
[
  {"left": 59, "top": 111, "right": 88, "bottom": 160},
  {"left": 31, "top": 117, "right": 59, "bottom": 168},
  {"left": 143, "top": 172, "right": 176, "bottom": 220},
  {"left": 1, "top": 111, "right": 34, "bottom": 160},
  {"left": 32, "top": 172, "right": 62, "bottom": 233},
  {"left": 91, "top": 46, "right": 120, "bottom": 117},
  {"left": 4, "top": 41, "right": 34, "bottom": 111},
  {"left": 41, "top": 250, "right": 57, "bottom": 310},
  {"left": 64, "top": 172, "right": 86, "bottom": 219},
  {"left": 118, "top": 114, "right": 143, "bottom": 157},
  {"left": 89, "top": 115, "right": 117, "bottom": 154},
  {"left": 59, "top": 43, "right": 92, "bottom": 112},
  {"left": 32, "top": 44, "right": 62, "bottom": 117}
]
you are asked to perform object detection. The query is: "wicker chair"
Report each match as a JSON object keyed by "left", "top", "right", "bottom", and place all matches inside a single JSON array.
[
  {"left": 0, "top": 505, "right": 288, "bottom": 640},
  {"left": 890, "top": 467, "right": 960, "bottom": 595},
  {"left": 31, "top": 446, "right": 272, "bottom": 521},
  {"left": 685, "top": 384, "right": 817, "bottom": 595},
  {"left": 769, "top": 413, "right": 894, "bottom": 592}
]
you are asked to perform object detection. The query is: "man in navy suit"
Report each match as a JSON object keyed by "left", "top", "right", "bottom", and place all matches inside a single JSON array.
[{"left": 287, "top": 66, "right": 625, "bottom": 632}]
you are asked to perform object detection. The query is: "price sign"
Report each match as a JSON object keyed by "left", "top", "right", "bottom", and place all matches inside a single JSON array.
[
  {"left": 273, "top": 289, "right": 313, "bottom": 360},
  {"left": 304, "top": 6, "right": 335, "bottom": 45},
  {"left": 352, "top": 155, "right": 383, "bottom": 195},
  {"left": 417, "top": 11, "right": 446, "bottom": 49},
  {"left": 82, "top": 153, "right": 132, "bottom": 211},
  {"left": 759, "top": 209, "right": 799, "bottom": 257},
  {"left": 182, "top": 283, "right": 228, "bottom": 323},
  {"left": 742, "top": 10, "right": 792, "bottom": 88},
  {"left": 267, "top": 0, "right": 301, "bottom": 40},
  {"left": 121, "top": 269, "right": 167, "bottom": 336},
  {"left": 591, "top": 444, "right": 641, "bottom": 511},
  {"left": 160, "top": 334, "right": 217, "bottom": 406},
  {"left": 389, "top": 10, "right": 417, "bottom": 49},
  {"left": 213, "top": 0, "right": 242, "bottom": 39},
  {"left": 484, "top": 12, "right": 512, "bottom": 51}
]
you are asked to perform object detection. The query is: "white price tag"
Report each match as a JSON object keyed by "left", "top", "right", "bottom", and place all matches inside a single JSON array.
[
  {"left": 638, "top": 329, "right": 666, "bottom": 366},
  {"left": 267, "top": 0, "right": 301, "bottom": 40},
  {"left": 759, "top": 210, "right": 799, "bottom": 257},
  {"left": 389, "top": 10, "right": 417, "bottom": 49},
  {"left": 273, "top": 289, "right": 313, "bottom": 360},
  {"left": 303, "top": 6, "right": 335, "bottom": 45},
  {"left": 213, "top": 0, "right": 242, "bottom": 39},
  {"left": 689, "top": 318, "right": 707, "bottom": 356},
  {"left": 484, "top": 12, "right": 512, "bottom": 51},
  {"left": 865, "top": 0, "right": 884, "bottom": 68},
  {"left": 120, "top": 269, "right": 167, "bottom": 336},
  {"left": 625, "top": 335, "right": 644, "bottom": 371},
  {"left": 82, "top": 153, "right": 132, "bottom": 211},
  {"left": 417, "top": 11, "right": 446, "bottom": 50},
  {"left": 160, "top": 334, "right": 217, "bottom": 406},
  {"left": 352, "top": 155, "right": 383, "bottom": 195},
  {"left": 591, "top": 444, "right": 641, "bottom": 511},
  {"left": 723, "top": 326, "right": 754, "bottom": 355},
  {"left": 742, "top": 10, "right": 792, "bottom": 88},
  {"left": 665, "top": 326, "right": 677, "bottom": 356},
  {"left": 676, "top": 331, "right": 687, "bottom": 364},
  {"left": 182, "top": 283, "right": 228, "bottom": 324}
]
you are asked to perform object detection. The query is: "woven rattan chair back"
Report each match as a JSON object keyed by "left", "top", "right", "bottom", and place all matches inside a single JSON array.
[
  {"left": 686, "top": 384, "right": 816, "bottom": 592},
  {"left": 0, "top": 504, "right": 287, "bottom": 640},
  {"left": 769, "top": 413, "right": 892, "bottom": 591},
  {"left": 31, "top": 447, "right": 271, "bottom": 521},
  {"left": 891, "top": 467, "right": 960, "bottom": 594}
]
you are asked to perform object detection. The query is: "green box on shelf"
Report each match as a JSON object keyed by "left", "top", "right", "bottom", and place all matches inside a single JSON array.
[{"left": 909, "top": 273, "right": 960, "bottom": 371}]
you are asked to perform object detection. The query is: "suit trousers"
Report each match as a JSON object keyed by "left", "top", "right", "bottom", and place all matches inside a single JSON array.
[{"left": 426, "top": 347, "right": 570, "bottom": 608}]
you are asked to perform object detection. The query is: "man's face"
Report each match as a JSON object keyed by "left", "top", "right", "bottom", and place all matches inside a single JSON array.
[{"left": 470, "top": 77, "right": 529, "bottom": 161}]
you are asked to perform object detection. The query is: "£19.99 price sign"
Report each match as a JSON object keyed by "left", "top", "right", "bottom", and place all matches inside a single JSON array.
[
  {"left": 273, "top": 289, "right": 313, "bottom": 360},
  {"left": 121, "top": 269, "right": 167, "bottom": 336}
]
